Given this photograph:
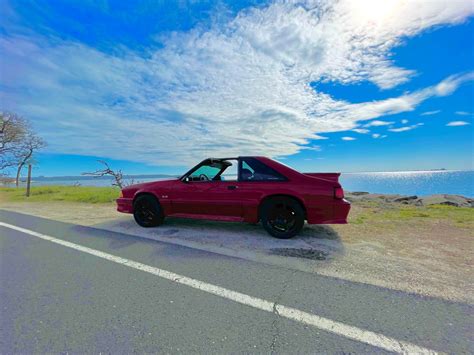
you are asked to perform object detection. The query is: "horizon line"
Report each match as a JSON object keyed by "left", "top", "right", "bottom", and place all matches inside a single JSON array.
[{"left": 7, "top": 168, "right": 473, "bottom": 179}]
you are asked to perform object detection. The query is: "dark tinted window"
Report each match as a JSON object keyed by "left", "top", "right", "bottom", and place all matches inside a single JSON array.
[{"left": 240, "top": 158, "right": 286, "bottom": 181}]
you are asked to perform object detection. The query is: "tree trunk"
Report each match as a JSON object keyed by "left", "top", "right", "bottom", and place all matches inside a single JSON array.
[
  {"left": 15, "top": 148, "right": 33, "bottom": 187},
  {"left": 26, "top": 164, "right": 32, "bottom": 197},
  {"left": 15, "top": 163, "right": 24, "bottom": 187}
]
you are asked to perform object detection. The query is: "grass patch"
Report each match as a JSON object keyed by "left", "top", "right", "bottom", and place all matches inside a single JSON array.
[
  {"left": 0, "top": 186, "right": 120, "bottom": 204},
  {"left": 350, "top": 202, "right": 474, "bottom": 228}
]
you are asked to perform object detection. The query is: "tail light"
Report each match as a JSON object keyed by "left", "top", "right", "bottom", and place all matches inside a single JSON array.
[
  {"left": 334, "top": 187, "right": 344, "bottom": 199},
  {"left": 119, "top": 190, "right": 124, "bottom": 198}
]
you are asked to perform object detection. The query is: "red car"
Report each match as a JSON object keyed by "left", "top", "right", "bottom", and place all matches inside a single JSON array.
[{"left": 117, "top": 156, "right": 350, "bottom": 239}]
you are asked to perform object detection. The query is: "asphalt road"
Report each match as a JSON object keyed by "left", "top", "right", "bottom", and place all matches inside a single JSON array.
[{"left": 0, "top": 210, "right": 472, "bottom": 353}]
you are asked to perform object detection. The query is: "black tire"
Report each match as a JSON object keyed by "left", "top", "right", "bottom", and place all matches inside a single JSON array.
[
  {"left": 260, "top": 197, "right": 305, "bottom": 239},
  {"left": 133, "top": 194, "right": 164, "bottom": 228}
]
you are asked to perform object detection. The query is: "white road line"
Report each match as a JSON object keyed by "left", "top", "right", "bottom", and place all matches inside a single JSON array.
[{"left": 0, "top": 221, "right": 436, "bottom": 354}]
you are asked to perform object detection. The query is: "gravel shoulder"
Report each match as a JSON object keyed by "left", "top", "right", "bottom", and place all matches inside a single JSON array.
[{"left": 1, "top": 192, "right": 472, "bottom": 303}]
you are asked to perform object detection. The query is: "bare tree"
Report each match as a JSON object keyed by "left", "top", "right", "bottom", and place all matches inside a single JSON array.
[
  {"left": 1, "top": 112, "right": 46, "bottom": 185},
  {"left": 0, "top": 112, "right": 27, "bottom": 171},
  {"left": 82, "top": 160, "right": 128, "bottom": 189},
  {"left": 15, "top": 133, "right": 46, "bottom": 187}
]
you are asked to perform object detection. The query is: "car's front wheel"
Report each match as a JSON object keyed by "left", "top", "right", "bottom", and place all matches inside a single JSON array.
[
  {"left": 133, "top": 194, "right": 164, "bottom": 227},
  {"left": 260, "top": 197, "right": 305, "bottom": 239}
]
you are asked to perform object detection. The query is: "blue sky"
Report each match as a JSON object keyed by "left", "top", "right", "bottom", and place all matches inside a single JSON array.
[{"left": 1, "top": 0, "right": 473, "bottom": 176}]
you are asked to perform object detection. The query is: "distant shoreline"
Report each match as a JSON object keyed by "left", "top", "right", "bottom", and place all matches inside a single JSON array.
[
  {"left": 341, "top": 169, "right": 472, "bottom": 174},
  {"left": 3, "top": 169, "right": 473, "bottom": 181}
]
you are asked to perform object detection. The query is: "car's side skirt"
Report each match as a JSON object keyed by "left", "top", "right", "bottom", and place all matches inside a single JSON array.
[{"left": 167, "top": 213, "right": 245, "bottom": 223}]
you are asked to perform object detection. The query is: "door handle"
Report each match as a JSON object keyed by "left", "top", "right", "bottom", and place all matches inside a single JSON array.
[{"left": 227, "top": 185, "right": 238, "bottom": 190}]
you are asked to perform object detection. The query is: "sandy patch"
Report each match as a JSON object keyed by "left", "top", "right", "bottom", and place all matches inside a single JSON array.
[{"left": 0, "top": 201, "right": 122, "bottom": 226}]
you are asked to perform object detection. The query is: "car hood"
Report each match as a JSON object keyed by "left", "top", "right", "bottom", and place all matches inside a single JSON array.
[{"left": 123, "top": 178, "right": 179, "bottom": 192}]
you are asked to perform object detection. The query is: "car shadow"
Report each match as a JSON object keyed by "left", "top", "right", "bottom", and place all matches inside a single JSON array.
[
  {"left": 94, "top": 216, "right": 345, "bottom": 263},
  {"left": 163, "top": 217, "right": 340, "bottom": 239}
]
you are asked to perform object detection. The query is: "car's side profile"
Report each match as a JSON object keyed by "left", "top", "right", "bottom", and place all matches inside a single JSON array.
[{"left": 117, "top": 156, "right": 350, "bottom": 238}]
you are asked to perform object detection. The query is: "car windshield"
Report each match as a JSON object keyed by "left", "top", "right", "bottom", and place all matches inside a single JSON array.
[
  {"left": 183, "top": 159, "right": 238, "bottom": 182},
  {"left": 187, "top": 164, "right": 222, "bottom": 181}
]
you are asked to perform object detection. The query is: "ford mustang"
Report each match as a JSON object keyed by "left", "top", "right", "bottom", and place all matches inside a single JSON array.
[{"left": 117, "top": 156, "right": 350, "bottom": 238}]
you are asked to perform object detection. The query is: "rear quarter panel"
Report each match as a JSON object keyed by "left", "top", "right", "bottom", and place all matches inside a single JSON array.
[
  {"left": 251, "top": 157, "right": 348, "bottom": 223},
  {"left": 237, "top": 177, "right": 335, "bottom": 223}
]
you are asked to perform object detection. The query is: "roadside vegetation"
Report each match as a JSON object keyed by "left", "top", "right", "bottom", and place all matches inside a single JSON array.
[{"left": 0, "top": 186, "right": 120, "bottom": 204}]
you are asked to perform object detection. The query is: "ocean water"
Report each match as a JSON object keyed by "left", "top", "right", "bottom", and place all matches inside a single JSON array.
[
  {"left": 8, "top": 170, "right": 474, "bottom": 197},
  {"left": 339, "top": 170, "right": 473, "bottom": 197}
]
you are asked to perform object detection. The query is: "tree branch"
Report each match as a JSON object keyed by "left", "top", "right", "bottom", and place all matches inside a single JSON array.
[{"left": 82, "top": 160, "right": 125, "bottom": 189}]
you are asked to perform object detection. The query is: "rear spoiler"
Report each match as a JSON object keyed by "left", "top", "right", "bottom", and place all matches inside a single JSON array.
[{"left": 303, "top": 173, "right": 341, "bottom": 183}]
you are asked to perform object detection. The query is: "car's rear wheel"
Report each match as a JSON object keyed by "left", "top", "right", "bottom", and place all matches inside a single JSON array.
[
  {"left": 133, "top": 195, "right": 164, "bottom": 227},
  {"left": 260, "top": 197, "right": 304, "bottom": 239}
]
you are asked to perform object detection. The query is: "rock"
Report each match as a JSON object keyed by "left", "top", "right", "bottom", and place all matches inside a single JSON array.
[
  {"left": 416, "top": 194, "right": 473, "bottom": 208},
  {"left": 393, "top": 195, "right": 418, "bottom": 204},
  {"left": 345, "top": 192, "right": 372, "bottom": 202},
  {"left": 350, "top": 191, "right": 370, "bottom": 196},
  {"left": 346, "top": 192, "right": 473, "bottom": 207}
]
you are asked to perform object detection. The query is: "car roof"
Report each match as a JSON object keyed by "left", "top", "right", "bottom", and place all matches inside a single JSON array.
[{"left": 206, "top": 156, "right": 265, "bottom": 160}]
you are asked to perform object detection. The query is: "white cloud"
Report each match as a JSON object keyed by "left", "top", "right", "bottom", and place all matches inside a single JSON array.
[
  {"left": 342, "top": 137, "right": 356, "bottom": 141},
  {"left": 302, "top": 145, "right": 322, "bottom": 151},
  {"left": 455, "top": 111, "right": 471, "bottom": 116},
  {"left": 446, "top": 121, "right": 470, "bottom": 126},
  {"left": 365, "top": 120, "right": 395, "bottom": 127},
  {"left": 372, "top": 133, "right": 381, "bottom": 138},
  {"left": 352, "top": 128, "right": 370, "bottom": 134},
  {"left": 434, "top": 72, "right": 474, "bottom": 96},
  {"left": 389, "top": 127, "right": 412, "bottom": 132},
  {"left": 421, "top": 110, "right": 441, "bottom": 116},
  {"left": 388, "top": 123, "right": 424, "bottom": 132},
  {"left": 1, "top": 0, "right": 473, "bottom": 165}
]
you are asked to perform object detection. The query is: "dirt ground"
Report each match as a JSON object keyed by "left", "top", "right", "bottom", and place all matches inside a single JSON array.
[{"left": 1, "top": 198, "right": 472, "bottom": 304}]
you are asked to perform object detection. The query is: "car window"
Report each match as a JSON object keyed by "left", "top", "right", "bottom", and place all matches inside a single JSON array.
[
  {"left": 240, "top": 158, "right": 286, "bottom": 181},
  {"left": 221, "top": 160, "right": 238, "bottom": 181},
  {"left": 242, "top": 161, "right": 254, "bottom": 174},
  {"left": 189, "top": 165, "right": 221, "bottom": 181}
]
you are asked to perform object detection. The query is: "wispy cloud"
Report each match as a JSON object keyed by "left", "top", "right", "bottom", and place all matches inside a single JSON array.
[
  {"left": 1, "top": 0, "right": 473, "bottom": 165},
  {"left": 372, "top": 133, "right": 387, "bottom": 139},
  {"left": 388, "top": 123, "right": 424, "bottom": 132},
  {"left": 455, "top": 111, "right": 471, "bottom": 116},
  {"left": 446, "top": 121, "right": 470, "bottom": 126},
  {"left": 420, "top": 110, "right": 441, "bottom": 116},
  {"left": 365, "top": 120, "right": 395, "bottom": 127},
  {"left": 342, "top": 137, "right": 356, "bottom": 141},
  {"left": 302, "top": 145, "right": 322, "bottom": 151},
  {"left": 352, "top": 128, "right": 370, "bottom": 134},
  {"left": 401, "top": 119, "right": 409, "bottom": 124}
]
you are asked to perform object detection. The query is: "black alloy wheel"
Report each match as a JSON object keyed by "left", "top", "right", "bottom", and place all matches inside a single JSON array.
[
  {"left": 133, "top": 195, "right": 164, "bottom": 227},
  {"left": 261, "top": 197, "right": 304, "bottom": 239}
]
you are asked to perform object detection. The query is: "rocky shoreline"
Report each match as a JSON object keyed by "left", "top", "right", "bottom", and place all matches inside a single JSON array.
[{"left": 346, "top": 191, "right": 473, "bottom": 207}]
